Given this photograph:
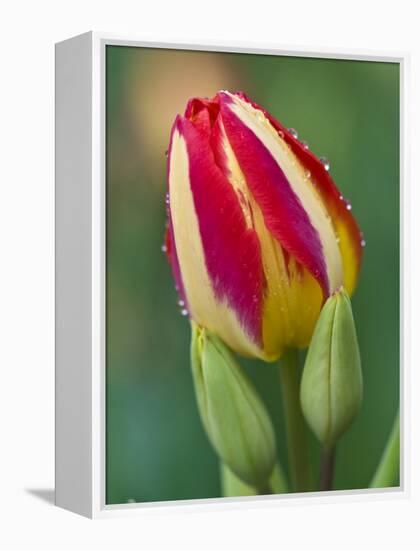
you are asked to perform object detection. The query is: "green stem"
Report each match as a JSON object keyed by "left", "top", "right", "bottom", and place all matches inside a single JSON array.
[
  {"left": 279, "top": 349, "right": 312, "bottom": 492},
  {"left": 370, "top": 412, "right": 400, "bottom": 488},
  {"left": 257, "top": 483, "right": 273, "bottom": 496},
  {"left": 319, "top": 445, "right": 336, "bottom": 491}
]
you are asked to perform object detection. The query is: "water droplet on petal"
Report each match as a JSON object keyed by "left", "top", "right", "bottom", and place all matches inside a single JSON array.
[
  {"left": 361, "top": 239, "right": 366, "bottom": 247},
  {"left": 161, "top": 244, "right": 167, "bottom": 253},
  {"left": 257, "top": 111, "right": 266, "bottom": 123},
  {"left": 339, "top": 195, "right": 344, "bottom": 201},
  {"left": 180, "top": 308, "right": 189, "bottom": 317},
  {"left": 288, "top": 128, "right": 298, "bottom": 139},
  {"left": 301, "top": 140, "right": 309, "bottom": 149},
  {"left": 346, "top": 202, "right": 352, "bottom": 211},
  {"left": 304, "top": 170, "right": 311, "bottom": 179},
  {"left": 178, "top": 299, "right": 185, "bottom": 307},
  {"left": 320, "top": 156, "right": 330, "bottom": 171},
  {"left": 165, "top": 193, "right": 170, "bottom": 206}
]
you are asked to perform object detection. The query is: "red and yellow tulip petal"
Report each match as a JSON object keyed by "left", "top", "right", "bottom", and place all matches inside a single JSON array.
[
  {"left": 208, "top": 104, "right": 324, "bottom": 357},
  {"left": 164, "top": 123, "right": 189, "bottom": 309},
  {"left": 218, "top": 91, "right": 343, "bottom": 297},
  {"left": 235, "top": 91, "right": 363, "bottom": 295},
  {"left": 168, "top": 115, "right": 266, "bottom": 358}
]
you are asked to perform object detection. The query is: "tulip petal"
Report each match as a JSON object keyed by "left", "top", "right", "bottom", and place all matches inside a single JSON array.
[
  {"left": 208, "top": 110, "right": 325, "bottom": 357},
  {"left": 185, "top": 96, "right": 220, "bottom": 136},
  {"left": 168, "top": 115, "right": 266, "bottom": 358},
  {"left": 235, "top": 91, "right": 363, "bottom": 295},
  {"left": 165, "top": 123, "right": 188, "bottom": 309},
  {"left": 219, "top": 91, "right": 343, "bottom": 298}
]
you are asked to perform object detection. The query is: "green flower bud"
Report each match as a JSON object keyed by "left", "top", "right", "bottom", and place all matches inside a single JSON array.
[
  {"left": 191, "top": 322, "right": 276, "bottom": 489},
  {"left": 221, "top": 463, "right": 256, "bottom": 497},
  {"left": 221, "top": 462, "right": 288, "bottom": 497},
  {"left": 300, "top": 288, "right": 363, "bottom": 448}
]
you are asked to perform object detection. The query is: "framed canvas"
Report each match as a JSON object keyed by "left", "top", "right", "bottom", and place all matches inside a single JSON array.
[{"left": 55, "top": 32, "right": 408, "bottom": 519}]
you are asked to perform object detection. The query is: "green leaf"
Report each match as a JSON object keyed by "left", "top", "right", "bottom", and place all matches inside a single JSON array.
[{"left": 370, "top": 412, "right": 400, "bottom": 488}]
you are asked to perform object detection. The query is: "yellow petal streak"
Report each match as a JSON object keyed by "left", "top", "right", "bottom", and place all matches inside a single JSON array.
[
  {"left": 336, "top": 219, "right": 360, "bottom": 296},
  {"left": 169, "top": 129, "right": 264, "bottom": 359}
]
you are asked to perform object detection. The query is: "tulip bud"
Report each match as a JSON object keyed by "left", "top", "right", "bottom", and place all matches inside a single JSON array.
[
  {"left": 165, "top": 91, "right": 364, "bottom": 361},
  {"left": 300, "top": 288, "right": 363, "bottom": 447},
  {"left": 190, "top": 323, "right": 276, "bottom": 489},
  {"left": 221, "top": 461, "right": 288, "bottom": 497}
]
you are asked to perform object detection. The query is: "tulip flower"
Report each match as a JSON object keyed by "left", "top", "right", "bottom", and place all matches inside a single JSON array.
[{"left": 165, "top": 91, "right": 363, "bottom": 361}]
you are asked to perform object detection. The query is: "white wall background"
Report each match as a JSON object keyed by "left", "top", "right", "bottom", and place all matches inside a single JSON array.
[{"left": 0, "top": 1, "right": 419, "bottom": 548}]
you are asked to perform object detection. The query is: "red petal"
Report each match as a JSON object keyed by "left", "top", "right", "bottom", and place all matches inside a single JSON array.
[
  {"left": 176, "top": 116, "right": 265, "bottom": 345},
  {"left": 236, "top": 92, "right": 363, "bottom": 291},
  {"left": 219, "top": 92, "right": 330, "bottom": 297}
]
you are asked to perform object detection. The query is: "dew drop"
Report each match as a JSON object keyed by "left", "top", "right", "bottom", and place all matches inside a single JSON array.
[
  {"left": 161, "top": 244, "right": 167, "bottom": 253},
  {"left": 178, "top": 299, "right": 185, "bottom": 307},
  {"left": 346, "top": 202, "right": 352, "bottom": 211},
  {"left": 361, "top": 239, "right": 366, "bottom": 247},
  {"left": 257, "top": 111, "right": 266, "bottom": 123},
  {"left": 339, "top": 195, "right": 344, "bottom": 201},
  {"left": 180, "top": 308, "right": 189, "bottom": 317},
  {"left": 301, "top": 140, "right": 309, "bottom": 149},
  {"left": 320, "top": 156, "right": 330, "bottom": 171},
  {"left": 304, "top": 170, "right": 311, "bottom": 179},
  {"left": 288, "top": 128, "right": 298, "bottom": 139},
  {"left": 165, "top": 193, "right": 170, "bottom": 206}
]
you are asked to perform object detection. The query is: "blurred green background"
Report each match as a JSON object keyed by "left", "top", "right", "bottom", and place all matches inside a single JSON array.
[{"left": 106, "top": 46, "right": 399, "bottom": 504}]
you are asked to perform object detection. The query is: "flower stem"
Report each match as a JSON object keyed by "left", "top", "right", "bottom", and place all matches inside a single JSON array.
[
  {"left": 319, "top": 446, "right": 336, "bottom": 491},
  {"left": 279, "top": 349, "right": 312, "bottom": 492},
  {"left": 370, "top": 412, "right": 400, "bottom": 488},
  {"left": 257, "top": 483, "right": 273, "bottom": 495}
]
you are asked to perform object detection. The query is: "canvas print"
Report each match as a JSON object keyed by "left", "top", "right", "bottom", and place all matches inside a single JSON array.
[{"left": 106, "top": 46, "right": 400, "bottom": 504}]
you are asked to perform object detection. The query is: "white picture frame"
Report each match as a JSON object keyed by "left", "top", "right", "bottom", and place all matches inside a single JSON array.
[{"left": 55, "top": 31, "right": 409, "bottom": 519}]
